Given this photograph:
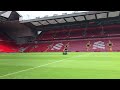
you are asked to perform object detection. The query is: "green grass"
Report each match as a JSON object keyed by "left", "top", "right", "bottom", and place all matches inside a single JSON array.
[{"left": 0, "top": 52, "right": 120, "bottom": 79}]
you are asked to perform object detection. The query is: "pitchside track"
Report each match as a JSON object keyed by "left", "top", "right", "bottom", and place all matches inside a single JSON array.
[{"left": 0, "top": 52, "right": 120, "bottom": 79}]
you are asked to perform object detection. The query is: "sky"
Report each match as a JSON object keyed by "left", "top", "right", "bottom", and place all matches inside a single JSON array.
[{"left": 17, "top": 11, "right": 88, "bottom": 20}]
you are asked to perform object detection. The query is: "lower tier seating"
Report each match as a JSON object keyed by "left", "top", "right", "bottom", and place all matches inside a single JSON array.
[
  {"left": 0, "top": 41, "right": 19, "bottom": 53},
  {"left": 19, "top": 37, "right": 120, "bottom": 52}
]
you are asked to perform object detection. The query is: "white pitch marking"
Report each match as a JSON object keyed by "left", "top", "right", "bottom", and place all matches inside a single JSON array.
[{"left": 0, "top": 53, "right": 90, "bottom": 78}]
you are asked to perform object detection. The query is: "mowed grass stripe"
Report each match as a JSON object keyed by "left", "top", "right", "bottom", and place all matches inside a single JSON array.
[
  {"left": 0, "top": 52, "right": 120, "bottom": 79},
  {"left": 0, "top": 53, "right": 84, "bottom": 78}
]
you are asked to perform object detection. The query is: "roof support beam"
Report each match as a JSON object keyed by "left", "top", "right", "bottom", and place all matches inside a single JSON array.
[
  {"left": 107, "top": 12, "right": 109, "bottom": 18},
  {"left": 54, "top": 19, "right": 59, "bottom": 24},
  {"left": 119, "top": 11, "right": 120, "bottom": 16},
  {"left": 83, "top": 15, "right": 87, "bottom": 21},
  {"left": 46, "top": 20, "right": 51, "bottom": 24},
  {"left": 38, "top": 21, "right": 44, "bottom": 25},
  {"left": 37, "top": 21, "right": 42, "bottom": 24},
  {"left": 95, "top": 14, "right": 97, "bottom": 19},
  {"left": 72, "top": 16, "right": 77, "bottom": 21},
  {"left": 63, "top": 18, "right": 68, "bottom": 22}
]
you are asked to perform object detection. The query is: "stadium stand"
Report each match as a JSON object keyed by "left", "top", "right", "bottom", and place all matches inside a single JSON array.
[
  {"left": 54, "top": 29, "right": 70, "bottom": 39},
  {"left": 26, "top": 23, "right": 120, "bottom": 52},
  {"left": 17, "top": 23, "right": 120, "bottom": 53},
  {"left": 104, "top": 25, "right": 120, "bottom": 37},
  {"left": 69, "top": 28, "right": 85, "bottom": 38},
  {"left": 31, "top": 43, "right": 51, "bottom": 52},
  {"left": 37, "top": 31, "right": 55, "bottom": 40},
  {"left": 1, "top": 11, "right": 120, "bottom": 53},
  {"left": 1, "top": 20, "right": 117, "bottom": 53},
  {"left": 0, "top": 32, "right": 18, "bottom": 52},
  {"left": 86, "top": 27, "right": 103, "bottom": 38},
  {"left": 47, "top": 41, "right": 69, "bottom": 52},
  {"left": 0, "top": 36, "right": 18, "bottom": 53}
]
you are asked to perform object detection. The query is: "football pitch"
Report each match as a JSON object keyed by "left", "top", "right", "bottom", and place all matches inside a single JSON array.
[{"left": 0, "top": 52, "right": 120, "bottom": 79}]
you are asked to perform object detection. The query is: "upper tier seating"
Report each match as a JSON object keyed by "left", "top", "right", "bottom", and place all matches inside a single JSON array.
[
  {"left": 54, "top": 30, "right": 69, "bottom": 39},
  {"left": 104, "top": 25, "right": 120, "bottom": 37},
  {"left": 36, "top": 24, "right": 120, "bottom": 41},
  {"left": 69, "top": 28, "right": 85, "bottom": 38},
  {"left": 37, "top": 31, "right": 55, "bottom": 40},
  {"left": 86, "top": 27, "right": 104, "bottom": 38}
]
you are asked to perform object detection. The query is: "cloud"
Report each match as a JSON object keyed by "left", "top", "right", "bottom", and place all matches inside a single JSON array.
[{"left": 17, "top": 11, "right": 88, "bottom": 20}]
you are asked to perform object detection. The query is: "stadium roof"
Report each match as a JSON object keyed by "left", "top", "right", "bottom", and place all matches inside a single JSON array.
[
  {"left": 20, "top": 11, "right": 120, "bottom": 28},
  {"left": 0, "top": 11, "right": 21, "bottom": 21}
]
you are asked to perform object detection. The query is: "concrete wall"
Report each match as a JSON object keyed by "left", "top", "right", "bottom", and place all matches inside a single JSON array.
[{"left": 0, "top": 21, "right": 35, "bottom": 44}]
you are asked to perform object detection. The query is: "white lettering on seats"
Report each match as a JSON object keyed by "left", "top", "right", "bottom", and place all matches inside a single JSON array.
[
  {"left": 93, "top": 41, "right": 105, "bottom": 49},
  {"left": 51, "top": 43, "right": 64, "bottom": 50}
]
